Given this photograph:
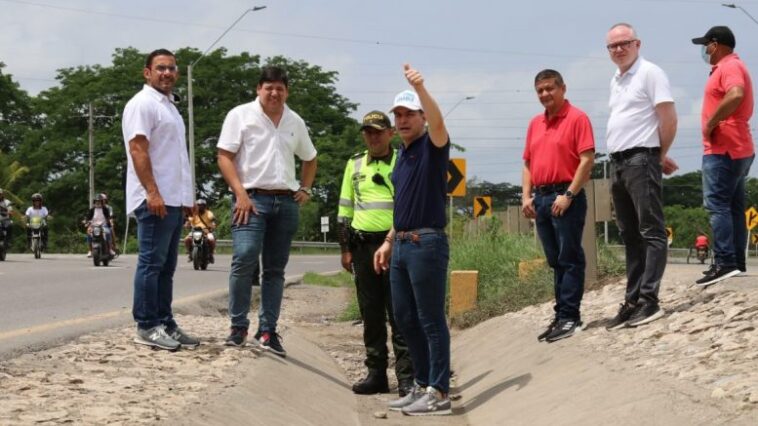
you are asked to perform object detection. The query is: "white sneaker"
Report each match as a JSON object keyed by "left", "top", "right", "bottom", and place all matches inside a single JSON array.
[
  {"left": 388, "top": 383, "right": 424, "bottom": 411},
  {"left": 401, "top": 386, "right": 452, "bottom": 416},
  {"left": 86, "top": 251, "right": 92, "bottom": 258}
]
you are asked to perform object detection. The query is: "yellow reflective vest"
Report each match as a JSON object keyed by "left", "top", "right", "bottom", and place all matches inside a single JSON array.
[{"left": 337, "top": 150, "right": 396, "bottom": 232}]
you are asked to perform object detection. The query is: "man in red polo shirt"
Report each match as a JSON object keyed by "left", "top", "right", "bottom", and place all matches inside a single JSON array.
[
  {"left": 522, "top": 69, "right": 595, "bottom": 342},
  {"left": 692, "top": 26, "right": 755, "bottom": 286}
]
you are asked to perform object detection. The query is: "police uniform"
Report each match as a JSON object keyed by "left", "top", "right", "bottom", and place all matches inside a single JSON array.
[{"left": 338, "top": 122, "right": 413, "bottom": 394}]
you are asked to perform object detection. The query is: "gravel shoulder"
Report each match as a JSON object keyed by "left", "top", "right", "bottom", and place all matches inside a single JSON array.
[{"left": 0, "top": 263, "right": 755, "bottom": 425}]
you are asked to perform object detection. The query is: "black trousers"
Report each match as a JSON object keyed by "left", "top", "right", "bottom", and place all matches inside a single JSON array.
[
  {"left": 611, "top": 151, "right": 667, "bottom": 304},
  {"left": 351, "top": 238, "right": 413, "bottom": 381}
]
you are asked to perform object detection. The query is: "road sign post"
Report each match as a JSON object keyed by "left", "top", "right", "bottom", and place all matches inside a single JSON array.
[
  {"left": 320, "top": 216, "right": 329, "bottom": 243},
  {"left": 473, "top": 196, "right": 492, "bottom": 218},
  {"left": 447, "top": 158, "right": 466, "bottom": 238}
]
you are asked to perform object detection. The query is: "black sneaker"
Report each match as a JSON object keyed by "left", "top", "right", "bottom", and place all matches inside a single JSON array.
[
  {"left": 626, "top": 302, "right": 664, "bottom": 327},
  {"left": 537, "top": 318, "right": 558, "bottom": 342},
  {"left": 545, "top": 319, "right": 583, "bottom": 342},
  {"left": 695, "top": 265, "right": 740, "bottom": 287},
  {"left": 259, "top": 331, "right": 286, "bottom": 357},
  {"left": 702, "top": 264, "right": 716, "bottom": 275},
  {"left": 224, "top": 326, "right": 248, "bottom": 347},
  {"left": 605, "top": 302, "right": 638, "bottom": 331}
]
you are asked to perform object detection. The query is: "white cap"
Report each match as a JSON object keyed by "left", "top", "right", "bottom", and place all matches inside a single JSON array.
[{"left": 390, "top": 90, "right": 422, "bottom": 112}]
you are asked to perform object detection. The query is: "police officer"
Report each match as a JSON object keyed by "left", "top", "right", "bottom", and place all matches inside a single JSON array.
[{"left": 338, "top": 111, "right": 413, "bottom": 397}]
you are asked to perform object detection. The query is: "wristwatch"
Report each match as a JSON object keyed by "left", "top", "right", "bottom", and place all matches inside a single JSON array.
[
  {"left": 564, "top": 190, "right": 575, "bottom": 199},
  {"left": 299, "top": 186, "right": 313, "bottom": 197}
]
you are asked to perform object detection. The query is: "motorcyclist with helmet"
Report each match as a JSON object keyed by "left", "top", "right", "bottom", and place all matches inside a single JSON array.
[
  {"left": 85, "top": 193, "right": 115, "bottom": 257},
  {"left": 0, "top": 188, "right": 21, "bottom": 249},
  {"left": 25, "top": 193, "right": 50, "bottom": 251},
  {"left": 183, "top": 199, "right": 216, "bottom": 263}
]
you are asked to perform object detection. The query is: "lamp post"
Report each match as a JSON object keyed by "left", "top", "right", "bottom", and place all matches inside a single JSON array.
[
  {"left": 444, "top": 95, "right": 475, "bottom": 118},
  {"left": 722, "top": 3, "right": 758, "bottom": 25},
  {"left": 444, "top": 95, "right": 475, "bottom": 237},
  {"left": 187, "top": 6, "right": 266, "bottom": 198}
]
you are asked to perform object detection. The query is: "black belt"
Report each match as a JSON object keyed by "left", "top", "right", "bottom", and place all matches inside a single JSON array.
[
  {"left": 609, "top": 147, "right": 660, "bottom": 162},
  {"left": 246, "top": 188, "right": 295, "bottom": 196},
  {"left": 352, "top": 230, "right": 389, "bottom": 244},
  {"left": 534, "top": 182, "right": 570, "bottom": 195},
  {"left": 395, "top": 228, "right": 445, "bottom": 242}
]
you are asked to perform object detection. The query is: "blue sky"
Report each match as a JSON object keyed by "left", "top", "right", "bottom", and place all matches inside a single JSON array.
[{"left": 2, "top": 0, "right": 758, "bottom": 184}]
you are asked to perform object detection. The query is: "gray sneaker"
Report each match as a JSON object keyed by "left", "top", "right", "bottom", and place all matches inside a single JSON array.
[
  {"left": 388, "top": 383, "right": 423, "bottom": 411},
  {"left": 167, "top": 326, "right": 200, "bottom": 349},
  {"left": 134, "top": 325, "right": 181, "bottom": 351},
  {"left": 401, "top": 386, "right": 452, "bottom": 416}
]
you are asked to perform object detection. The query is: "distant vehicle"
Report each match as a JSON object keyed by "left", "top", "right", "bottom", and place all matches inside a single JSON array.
[
  {"left": 29, "top": 216, "right": 45, "bottom": 259},
  {"left": 190, "top": 226, "right": 210, "bottom": 271},
  {"left": 90, "top": 224, "right": 114, "bottom": 267}
]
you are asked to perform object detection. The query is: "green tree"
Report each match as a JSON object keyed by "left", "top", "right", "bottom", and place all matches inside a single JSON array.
[{"left": 0, "top": 62, "right": 33, "bottom": 153}]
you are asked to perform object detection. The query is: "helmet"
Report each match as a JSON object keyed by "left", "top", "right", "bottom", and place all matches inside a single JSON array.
[
  {"left": 99, "top": 193, "right": 108, "bottom": 201},
  {"left": 31, "top": 193, "right": 43, "bottom": 202},
  {"left": 197, "top": 199, "right": 207, "bottom": 206},
  {"left": 95, "top": 194, "right": 105, "bottom": 202}
]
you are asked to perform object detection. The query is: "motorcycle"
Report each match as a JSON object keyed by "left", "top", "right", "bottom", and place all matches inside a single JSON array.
[
  {"left": 190, "top": 226, "right": 210, "bottom": 271},
  {"left": 0, "top": 222, "right": 8, "bottom": 261},
  {"left": 687, "top": 245, "right": 710, "bottom": 264},
  {"left": 29, "top": 216, "right": 45, "bottom": 259},
  {"left": 90, "top": 224, "right": 114, "bottom": 267}
]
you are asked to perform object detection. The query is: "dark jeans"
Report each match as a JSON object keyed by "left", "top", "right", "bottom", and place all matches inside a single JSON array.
[
  {"left": 534, "top": 190, "right": 587, "bottom": 321},
  {"left": 228, "top": 193, "right": 299, "bottom": 332},
  {"left": 132, "top": 201, "right": 183, "bottom": 330},
  {"left": 351, "top": 238, "right": 413, "bottom": 381},
  {"left": 702, "top": 154, "right": 754, "bottom": 269},
  {"left": 611, "top": 151, "right": 667, "bottom": 304},
  {"left": 390, "top": 230, "right": 450, "bottom": 393}
]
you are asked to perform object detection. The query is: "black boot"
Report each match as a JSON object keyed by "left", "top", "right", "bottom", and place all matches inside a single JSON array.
[
  {"left": 397, "top": 378, "right": 415, "bottom": 397},
  {"left": 352, "top": 369, "right": 389, "bottom": 395}
]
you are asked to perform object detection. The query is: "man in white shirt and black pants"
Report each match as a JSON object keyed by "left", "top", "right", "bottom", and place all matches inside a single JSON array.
[
  {"left": 604, "top": 23, "right": 678, "bottom": 330},
  {"left": 122, "top": 49, "right": 199, "bottom": 351},
  {"left": 217, "top": 66, "right": 317, "bottom": 356}
]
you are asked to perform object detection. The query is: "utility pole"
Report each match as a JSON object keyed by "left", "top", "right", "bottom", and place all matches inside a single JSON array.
[{"left": 88, "top": 103, "right": 94, "bottom": 205}]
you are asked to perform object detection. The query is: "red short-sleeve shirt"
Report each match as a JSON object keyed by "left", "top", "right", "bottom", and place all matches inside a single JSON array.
[
  {"left": 702, "top": 53, "right": 755, "bottom": 159},
  {"left": 523, "top": 100, "right": 595, "bottom": 186}
]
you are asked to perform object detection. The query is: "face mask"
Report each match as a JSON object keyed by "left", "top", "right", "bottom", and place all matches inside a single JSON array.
[{"left": 701, "top": 44, "right": 712, "bottom": 65}]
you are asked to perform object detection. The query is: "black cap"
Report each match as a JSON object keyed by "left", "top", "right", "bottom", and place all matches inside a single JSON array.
[
  {"left": 360, "top": 110, "right": 392, "bottom": 130},
  {"left": 692, "top": 26, "right": 736, "bottom": 49}
]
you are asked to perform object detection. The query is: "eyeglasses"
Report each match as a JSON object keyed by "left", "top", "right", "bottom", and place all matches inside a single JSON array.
[
  {"left": 606, "top": 39, "right": 637, "bottom": 52},
  {"left": 153, "top": 65, "right": 178, "bottom": 74}
]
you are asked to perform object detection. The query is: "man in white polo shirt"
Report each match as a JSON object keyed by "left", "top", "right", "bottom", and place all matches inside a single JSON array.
[
  {"left": 604, "top": 23, "right": 678, "bottom": 330},
  {"left": 122, "top": 48, "right": 199, "bottom": 351},
  {"left": 217, "top": 65, "right": 317, "bottom": 356}
]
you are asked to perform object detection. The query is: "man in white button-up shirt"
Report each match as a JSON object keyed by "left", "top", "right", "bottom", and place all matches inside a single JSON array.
[
  {"left": 122, "top": 49, "right": 199, "bottom": 352},
  {"left": 217, "top": 66, "right": 317, "bottom": 355}
]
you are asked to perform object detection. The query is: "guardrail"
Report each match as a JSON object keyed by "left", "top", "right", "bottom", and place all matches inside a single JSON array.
[{"left": 216, "top": 240, "right": 339, "bottom": 250}]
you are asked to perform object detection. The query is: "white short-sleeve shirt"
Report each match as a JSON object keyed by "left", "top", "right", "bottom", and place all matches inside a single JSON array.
[
  {"left": 122, "top": 85, "right": 194, "bottom": 214},
  {"left": 216, "top": 98, "right": 317, "bottom": 191},
  {"left": 606, "top": 56, "right": 674, "bottom": 153},
  {"left": 25, "top": 206, "right": 49, "bottom": 218}
]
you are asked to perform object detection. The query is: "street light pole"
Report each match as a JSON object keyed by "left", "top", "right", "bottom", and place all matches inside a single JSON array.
[
  {"left": 444, "top": 95, "right": 475, "bottom": 119},
  {"left": 187, "top": 6, "right": 266, "bottom": 198},
  {"left": 722, "top": 3, "right": 758, "bottom": 25}
]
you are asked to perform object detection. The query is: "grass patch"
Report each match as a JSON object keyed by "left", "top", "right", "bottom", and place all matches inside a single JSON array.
[
  {"left": 449, "top": 225, "right": 625, "bottom": 328},
  {"left": 302, "top": 271, "right": 361, "bottom": 321}
]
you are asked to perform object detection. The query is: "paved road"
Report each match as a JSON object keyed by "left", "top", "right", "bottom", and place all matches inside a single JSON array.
[{"left": 0, "top": 253, "right": 340, "bottom": 358}]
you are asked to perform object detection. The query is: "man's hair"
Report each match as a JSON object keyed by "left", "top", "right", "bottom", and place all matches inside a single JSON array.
[
  {"left": 258, "top": 66, "right": 289, "bottom": 88},
  {"left": 534, "top": 69, "right": 565, "bottom": 86},
  {"left": 609, "top": 22, "right": 638, "bottom": 38},
  {"left": 145, "top": 49, "right": 175, "bottom": 69}
]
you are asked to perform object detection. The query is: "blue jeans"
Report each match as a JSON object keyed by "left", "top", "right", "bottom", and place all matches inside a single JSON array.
[
  {"left": 390, "top": 230, "right": 450, "bottom": 393},
  {"left": 132, "top": 201, "right": 183, "bottom": 330},
  {"left": 534, "top": 191, "right": 587, "bottom": 321},
  {"left": 702, "top": 154, "right": 754, "bottom": 269},
  {"left": 228, "top": 193, "right": 299, "bottom": 332}
]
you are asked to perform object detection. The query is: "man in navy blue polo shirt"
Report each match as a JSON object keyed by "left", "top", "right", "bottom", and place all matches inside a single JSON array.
[{"left": 374, "top": 64, "right": 451, "bottom": 416}]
